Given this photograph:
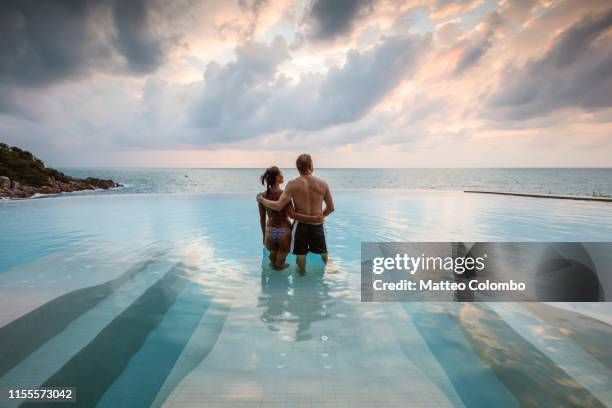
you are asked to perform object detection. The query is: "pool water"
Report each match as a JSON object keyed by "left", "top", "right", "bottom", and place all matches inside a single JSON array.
[{"left": 1, "top": 190, "right": 611, "bottom": 407}]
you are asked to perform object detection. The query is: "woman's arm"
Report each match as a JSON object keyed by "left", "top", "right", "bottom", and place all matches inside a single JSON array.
[
  {"left": 258, "top": 201, "right": 267, "bottom": 243},
  {"left": 286, "top": 203, "right": 324, "bottom": 224}
]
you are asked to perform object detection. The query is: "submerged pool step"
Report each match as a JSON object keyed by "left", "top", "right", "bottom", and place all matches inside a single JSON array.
[
  {"left": 150, "top": 299, "right": 231, "bottom": 408},
  {"left": 536, "top": 302, "right": 612, "bottom": 370},
  {"left": 97, "top": 281, "right": 213, "bottom": 408},
  {"left": 402, "top": 303, "right": 520, "bottom": 408},
  {"left": 457, "top": 303, "right": 606, "bottom": 408},
  {"left": 0, "top": 241, "right": 163, "bottom": 328},
  {"left": 489, "top": 303, "right": 612, "bottom": 407},
  {"left": 20, "top": 262, "right": 205, "bottom": 408},
  {"left": 0, "top": 249, "right": 170, "bottom": 378},
  {"left": 385, "top": 303, "right": 467, "bottom": 408},
  {"left": 0, "top": 254, "right": 178, "bottom": 408}
]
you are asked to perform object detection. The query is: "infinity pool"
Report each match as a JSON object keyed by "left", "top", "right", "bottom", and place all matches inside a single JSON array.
[{"left": 1, "top": 190, "right": 611, "bottom": 407}]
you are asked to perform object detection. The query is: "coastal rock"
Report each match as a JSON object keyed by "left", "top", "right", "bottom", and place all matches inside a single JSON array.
[
  {"left": 0, "top": 176, "right": 10, "bottom": 189},
  {"left": 84, "top": 177, "right": 117, "bottom": 189},
  {"left": 40, "top": 186, "right": 56, "bottom": 194},
  {"left": 0, "top": 143, "right": 120, "bottom": 198}
]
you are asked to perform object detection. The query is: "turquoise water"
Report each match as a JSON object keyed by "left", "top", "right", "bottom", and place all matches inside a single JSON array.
[{"left": 1, "top": 187, "right": 612, "bottom": 406}]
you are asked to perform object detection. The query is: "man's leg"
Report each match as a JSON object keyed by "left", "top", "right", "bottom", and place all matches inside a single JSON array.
[
  {"left": 296, "top": 255, "right": 306, "bottom": 275},
  {"left": 310, "top": 224, "right": 328, "bottom": 266},
  {"left": 291, "top": 222, "right": 308, "bottom": 275}
]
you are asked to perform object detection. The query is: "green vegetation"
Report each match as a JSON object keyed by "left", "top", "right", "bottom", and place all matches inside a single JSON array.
[
  {"left": 592, "top": 190, "right": 612, "bottom": 198},
  {"left": 0, "top": 143, "right": 70, "bottom": 187}
]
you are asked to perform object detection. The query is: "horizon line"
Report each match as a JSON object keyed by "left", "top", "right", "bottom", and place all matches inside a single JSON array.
[{"left": 56, "top": 166, "right": 612, "bottom": 170}]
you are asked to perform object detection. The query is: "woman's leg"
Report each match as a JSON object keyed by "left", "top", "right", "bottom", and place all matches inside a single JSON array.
[
  {"left": 274, "top": 230, "right": 291, "bottom": 270},
  {"left": 264, "top": 233, "right": 277, "bottom": 267}
]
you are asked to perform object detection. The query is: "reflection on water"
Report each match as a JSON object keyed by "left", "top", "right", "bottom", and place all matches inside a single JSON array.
[
  {"left": 457, "top": 303, "right": 605, "bottom": 408},
  {"left": 405, "top": 302, "right": 612, "bottom": 407},
  {"left": 526, "top": 302, "right": 612, "bottom": 371},
  {"left": 258, "top": 254, "right": 331, "bottom": 341}
]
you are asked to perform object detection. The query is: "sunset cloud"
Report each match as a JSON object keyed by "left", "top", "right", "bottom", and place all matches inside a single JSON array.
[
  {"left": 0, "top": 0, "right": 610, "bottom": 167},
  {"left": 301, "top": 0, "right": 377, "bottom": 41},
  {"left": 488, "top": 7, "right": 612, "bottom": 120},
  {"left": 184, "top": 31, "right": 431, "bottom": 146}
]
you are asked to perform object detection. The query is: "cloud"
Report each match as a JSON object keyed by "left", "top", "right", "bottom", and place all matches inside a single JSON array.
[
  {"left": 1, "top": 0, "right": 611, "bottom": 167},
  {"left": 216, "top": 0, "right": 271, "bottom": 41},
  {"left": 0, "top": 0, "right": 108, "bottom": 87},
  {"left": 189, "top": 33, "right": 431, "bottom": 143},
  {"left": 429, "top": 0, "right": 483, "bottom": 19},
  {"left": 237, "top": 0, "right": 267, "bottom": 39},
  {"left": 304, "top": 33, "right": 432, "bottom": 127},
  {"left": 0, "top": 0, "right": 178, "bottom": 88},
  {"left": 112, "top": 0, "right": 174, "bottom": 73},
  {"left": 454, "top": 11, "right": 502, "bottom": 75},
  {"left": 454, "top": 35, "right": 492, "bottom": 74},
  {"left": 300, "top": 0, "right": 377, "bottom": 42},
  {"left": 487, "top": 8, "right": 612, "bottom": 120},
  {"left": 498, "top": 0, "right": 538, "bottom": 22},
  {"left": 189, "top": 36, "right": 291, "bottom": 140}
]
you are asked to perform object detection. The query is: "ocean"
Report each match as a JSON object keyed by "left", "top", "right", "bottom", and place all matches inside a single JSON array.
[{"left": 58, "top": 167, "right": 612, "bottom": 197}]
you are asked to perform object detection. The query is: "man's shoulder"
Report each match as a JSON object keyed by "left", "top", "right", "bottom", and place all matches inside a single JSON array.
[
  {"left": 285, "top": 179, "right": 298, "bottom": 191},
  {"left": 312, "top": 176, "right": 329, "bottom": 189},
  {"left": 292, "top": 175, "right": 329, "bottom": 190}
]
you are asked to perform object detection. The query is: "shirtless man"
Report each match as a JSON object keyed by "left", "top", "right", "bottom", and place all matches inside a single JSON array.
[{"left": 257, "top": 154, "right": 335, "bottom": 274}]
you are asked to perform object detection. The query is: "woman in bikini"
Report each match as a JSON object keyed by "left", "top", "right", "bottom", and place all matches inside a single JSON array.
[{"left": 258, "top": 166, "right": 321, "bottom": 270}]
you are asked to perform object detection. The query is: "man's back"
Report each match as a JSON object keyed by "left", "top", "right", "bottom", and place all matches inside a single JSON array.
[{"left": 289, "top": 175, "right": 328, "bottom": 217}]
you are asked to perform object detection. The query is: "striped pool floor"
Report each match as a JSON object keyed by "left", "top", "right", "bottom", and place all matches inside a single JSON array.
[{"left": 1, "top": 240, "right": 611, "bottom": 408}]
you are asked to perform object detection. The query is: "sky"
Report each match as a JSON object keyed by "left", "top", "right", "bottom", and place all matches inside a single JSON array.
[{"left": 0, "top": 0, "right": 611, "bottom": 168}]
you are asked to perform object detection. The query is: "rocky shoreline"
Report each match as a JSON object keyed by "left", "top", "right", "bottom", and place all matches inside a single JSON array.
[
  {"left": 0, "top": 143, "right": 121, "bottom": 199},
  {"left": 0, "top": 175, "right": 120, "bottom": 199}
]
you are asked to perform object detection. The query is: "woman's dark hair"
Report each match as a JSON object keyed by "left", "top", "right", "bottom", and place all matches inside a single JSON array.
[{"left": 260, "top": 166, "right": 281, "bottom": 196}]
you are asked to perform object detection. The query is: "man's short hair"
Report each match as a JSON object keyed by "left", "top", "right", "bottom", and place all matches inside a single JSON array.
[{"left": 296, "top": 154, "right": 313, "bottom": 174}]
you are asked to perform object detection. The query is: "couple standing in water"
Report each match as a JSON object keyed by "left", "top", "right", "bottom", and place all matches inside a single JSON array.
[{"left": 257, "top": 154, "right": 335, "bottom": 274}]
